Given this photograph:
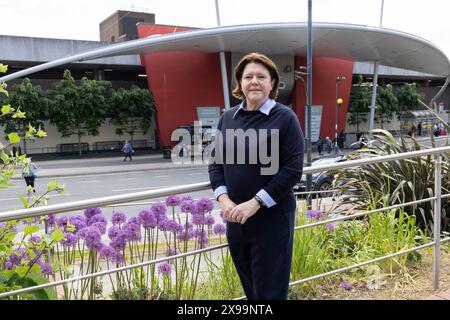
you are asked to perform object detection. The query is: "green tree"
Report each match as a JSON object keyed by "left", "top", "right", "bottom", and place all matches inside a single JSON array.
[
  {"left": 50, "top": 70, "right": 111, "bottom": 156},
  {"left": 109, "top": 85, "right": 156, "bottom": 141},
  {"left": 348, "top": 75, "right": 371, "bottom": 132},
  {"left": 375, "top": 84, "right": 399, "bottom": 128},
  {"left": 0, "top": 78, "right": 50, "bottom": 154},
  {"left": 395, "top": 82, "right": 424, "bottom": 117}
]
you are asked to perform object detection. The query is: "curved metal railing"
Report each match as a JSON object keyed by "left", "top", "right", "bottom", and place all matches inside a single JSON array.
[{"left": 1, "top": 145, "right": 450, "bottom": 299}]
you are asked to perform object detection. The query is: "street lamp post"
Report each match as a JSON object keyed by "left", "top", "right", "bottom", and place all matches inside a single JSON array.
[{"left": 335, "top": 76, "right": 345, "bottom": 154}]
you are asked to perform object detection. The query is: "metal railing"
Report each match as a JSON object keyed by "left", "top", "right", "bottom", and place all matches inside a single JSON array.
[{"left": 1, "top": 146, "right": 450, "bottom": 299}]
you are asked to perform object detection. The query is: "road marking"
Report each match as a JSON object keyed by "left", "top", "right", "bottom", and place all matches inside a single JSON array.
[
  {"left": 112, "top": 186, "right": 172, "bottom": 192},
  {"left": 152, "top": 175, "right": 169, "bottom": 178},
  {"left": 0, "top": 193, "right": 71, "bottom": 202}
]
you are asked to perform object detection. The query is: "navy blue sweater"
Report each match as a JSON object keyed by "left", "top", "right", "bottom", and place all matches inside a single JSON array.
[{"left": 208, "top": 102, "right": 304, "bottom": 211}]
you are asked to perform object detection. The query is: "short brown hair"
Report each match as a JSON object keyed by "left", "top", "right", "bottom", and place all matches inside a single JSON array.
[{"left": 232, "top": 52, "right": 280, "bottom": 100}]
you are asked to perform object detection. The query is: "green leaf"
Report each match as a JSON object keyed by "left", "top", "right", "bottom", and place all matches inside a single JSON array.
[
  {"left": 7, "top": 133, "right": 21, "bottom": 144},
  {"left": 51, "top": 229, "right": 64, "bottom": 242},
  {"left": 12, "top": 111, "right": 26, "bottom": 119},
  {"left": 0, "top": 64, "right": 7, "bottom": 73},
  {"left": 1, "top": 151, "right": 9, "bottom": 164},
  {"left": 1, "top": 104, "right": 11, "bottom": 115},
  {"left": 18, "top": 194, "right": 29, "bottom": 208},
  {"left": 24, "top": 225, "right": 40, "bottom": 236},
  {"left": 18, "top": 272, "right": 57, "bottom": 300},
  {"left": 42, "top": 234, "right": 53, "bottom": 246}
]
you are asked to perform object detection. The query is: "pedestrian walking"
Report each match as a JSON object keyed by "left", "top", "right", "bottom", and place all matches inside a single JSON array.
[
  {"left": 325, "top": 136, "right": 333, "bottom": 154},
  {"left": 317, "top": 136, "right": 323, "bottom": 156},
  {"left": 208, "top": 52, "right": 304, "bottom": 300},
  {"left": 22, "top": 162, "right": 38, "bottom": 193},
  {"left": 121, "top": 140, "right": 134, "bottom": 161}
]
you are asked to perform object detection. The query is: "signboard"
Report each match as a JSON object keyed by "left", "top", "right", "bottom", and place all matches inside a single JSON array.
[
  {"left": 304, "top": 105, "right": 323, "bottom": 142},
  {"left": 197, "top": 106, "right": 221, "bottom": 128}
]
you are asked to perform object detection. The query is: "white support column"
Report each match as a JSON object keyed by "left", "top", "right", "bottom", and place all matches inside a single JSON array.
[
  {"left": 215, "top": 0, "right": 230, "bottom": 110},
  {"left": 369, "top": 61, "right": 379, "bottom": 131}
]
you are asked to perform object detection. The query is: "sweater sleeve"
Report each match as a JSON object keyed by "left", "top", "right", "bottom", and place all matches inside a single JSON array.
[
  {"left": 262, "top": 111, "right": 304, "bottom": 203},
  {"left": 208, "top": 115, "right": 226, "bottom": 192}
]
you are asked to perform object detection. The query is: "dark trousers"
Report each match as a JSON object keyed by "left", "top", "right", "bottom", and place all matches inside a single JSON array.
[
  {"left": 123, "top": 152, "right": 132, "bottom": 161},
  {"left": 226, "top": 203, "right": 295, "bottom": 300},
  {"left": 24, "top": 176, "right": 35, "bottom": 191}
]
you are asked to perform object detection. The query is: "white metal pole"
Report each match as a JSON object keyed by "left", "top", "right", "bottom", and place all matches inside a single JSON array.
[
  {"left": 215, "top": 0, "right": 230, "bottom": 110},
  {"left": 433, "top": 154, "right": 442, "bottom": 289}
]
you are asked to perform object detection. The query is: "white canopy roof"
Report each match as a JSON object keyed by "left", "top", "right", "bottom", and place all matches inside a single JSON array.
[{"left": 1, "top": 22, "right": 449, "bottom": 82}]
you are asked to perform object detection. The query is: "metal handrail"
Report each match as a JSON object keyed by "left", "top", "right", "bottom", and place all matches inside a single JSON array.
[{"left": 1, "top": 146, "right": 450, "bottom": 299}]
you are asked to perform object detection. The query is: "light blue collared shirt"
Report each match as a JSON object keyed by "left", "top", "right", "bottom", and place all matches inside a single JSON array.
[
  {"left": 214, "top": 98, "right": 277, "bottom": 208},
  {"left": 232, "top": 98, "right": 276, "bottom": 119}
]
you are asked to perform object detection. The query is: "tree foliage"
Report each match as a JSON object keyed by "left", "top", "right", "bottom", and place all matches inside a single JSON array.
[
  {"left": 348, "top": 76, "right": 423, "bottom": 130},
  {"left": 50, "top": 70, "right": 111, "bottom": 155},
  {"left": 0, "top": 78, "right": 50, "bottom": 153},
  {"left": 109, "top": 85, "right": 156, "bottom": 141},
  {"left": 348, "top": 75, "right": 371, "bottom": 132}
]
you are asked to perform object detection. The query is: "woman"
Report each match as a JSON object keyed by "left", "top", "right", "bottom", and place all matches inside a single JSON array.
[{"left": 208, "top": 53, "right": 304, "bottom": 300}]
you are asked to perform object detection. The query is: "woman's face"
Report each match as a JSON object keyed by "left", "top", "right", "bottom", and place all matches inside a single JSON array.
[{"left": 240, "top": 62, "right": 275, "bottom": 107}]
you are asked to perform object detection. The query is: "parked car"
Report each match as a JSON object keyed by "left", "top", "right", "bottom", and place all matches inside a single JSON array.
[{"left": 293, "top": 155, "right": 346, "bottom": 196}]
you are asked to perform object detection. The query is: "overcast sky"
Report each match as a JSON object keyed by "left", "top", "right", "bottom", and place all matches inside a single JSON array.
[{"left": 1, "top": 0, "right": 449, "bottom": 57}]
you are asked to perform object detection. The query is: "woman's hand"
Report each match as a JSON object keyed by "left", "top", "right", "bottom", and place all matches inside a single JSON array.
[
  {"left": 218, "top": 194, "right": 236, "bottom": 221},
  {"left": 229, "top": 198, "right": 261, "bottom": 224}
]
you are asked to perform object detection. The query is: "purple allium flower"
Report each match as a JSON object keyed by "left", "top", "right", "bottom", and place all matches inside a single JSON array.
[
  {"left": 91, "top": 222, "right": 107, "bottom": 235},
  {"left": 111, "top": 211, "right": 127, "bottom": 225},
  {"left": 124, "top": 222, "right": 141, "bottom": 241},
  {"left": 128, "top": 216, "right": 139, "bottom": 226},
  {"left": 205, "top": 215, "right": 215, "bottom": 226},
  {"left": 197, "top": 232, "right": 209, "bottom": 248},
  {"left": 108, "top": 225, "right": 121, "bottom": 240},
  {"left": 180, "top": 200, "right": 195, "bottom": 213},
  {"left": 137, "top": 209, "right": 157, "bottom": 229},
  {"left": 192, "top": 214, "right": 205, "bottom": 225},
  {"left": 180, "top": 195, "right": 193, "bottom": 202},
  {"left": 28, "top": 235, "right": 41, "bottom": 244},
  {"left": 195, "top": 197, "right": 214, "bottom": 213},
  {"left": 306, "top": 210, "right": 325, "bottom": 220},
  {"left": 3, "top": 261, "right": 13, "bottom": 270},
  {"left": 56, "top": 215, "right": 68, "bottom": 229},
  {"left": 166, "top": 246, "right": 178, "bottom": 256},
  {"left": 151, "top": 203, "right": 167, "bottom": 221},
  {"left": 326, "top": 223, "right": 335, "bottom": 231},
  {"left": 213, "top": 223, "right": 226, "bottom": 235},
  {"left": 82, "top": 226, "right": 102, "bottom": 251},
  {"left": 159, "top": 219, "right": 178, "bottom": 232},
  {"left": 99, "top": 245, "right": 116, "bottom": 260},
  {"left": 158, "top": 262, "right": 172, "bottom": 276},
  {"left": 110, "top": 233, "right": 127, "bottom": 251},
  {"left": 84, "top": 207, "right": 102, "bottom": 219},
  {"left": 88, "top": 214, "right": 107, "bottom": 227},
  {"left": 39, "top": 262, "right": 53, "bottom": 276},
  {"left": 165, "top": 195, "right": 181, "bottom": 207},
  {"left": 69, "top": 215, "right": 87, "bottom": 232},
  {"left": 114, "top": 253, "right": 125, "bottom": 264},
  {"left": 61, "top": 232, "right": 78, "bottom": 247},
  {"left": 340, "top": 281, "right": 352, "bottom": 290},
  {"left": 47, "top": 214, "right": 56, "bottom": 227},
  {"left": 177, "top": 227, "right": 195, "bottom": 242}
]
